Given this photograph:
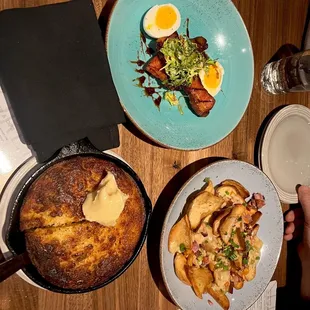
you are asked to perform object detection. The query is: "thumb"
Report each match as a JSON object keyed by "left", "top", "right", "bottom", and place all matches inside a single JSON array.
[{"left": 298, "top": 185, "right": 310, "bottom": 227}]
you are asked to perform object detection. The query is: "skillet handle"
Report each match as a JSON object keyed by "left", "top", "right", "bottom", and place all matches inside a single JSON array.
[
  {"left": 0, "top": 253, "right": 30, "bottom": 283},
  {"left": 56, "top": 138, "right": 102, "bottom": 159}
]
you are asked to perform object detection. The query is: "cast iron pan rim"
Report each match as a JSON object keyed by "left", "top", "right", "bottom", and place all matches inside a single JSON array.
[{"left": 5, "top": 151, "right": 152, "bottom": 294}]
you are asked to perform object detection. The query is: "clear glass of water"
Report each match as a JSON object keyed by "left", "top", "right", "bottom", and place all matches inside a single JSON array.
[{"left": 261, "top": 50, "right": 310, "bottom": 94}]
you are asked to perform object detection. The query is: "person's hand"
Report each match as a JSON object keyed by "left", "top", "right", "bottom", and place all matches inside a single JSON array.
[
  {"left": 284, "top": 185, "right": 310, "bottom": 300},
  {"left": 284, "top": 186, "right": 310, "bottom": 245},
  {"left": 284, "top": 207, "right": 304, "bottom": 241}
]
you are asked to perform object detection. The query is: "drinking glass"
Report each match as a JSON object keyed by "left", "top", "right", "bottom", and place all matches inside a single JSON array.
[{"left": 261, "top": 50, "right": 310, "bottom": 94}]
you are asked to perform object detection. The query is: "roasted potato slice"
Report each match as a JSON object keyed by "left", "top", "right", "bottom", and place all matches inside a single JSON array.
[
  {"left": 216, "top": 186, "right": 245, "bottom": 205},
  {"left": 222, "top": 180, "right": 250, "bottom": 199},
  {"left": 244, "top": 236, "right": 262, "bottom": 281},
  {"left": 168, "top": 215, "right": 191, "bottom": 254},
  {"left": 253, "top": 236, "right": 263, "bottom": 250},
  {"left": 243, "top": 206, "right": 258, "bottom": 224},
  {"left": 231, "top": 273, "right": 244, "bottom": 290},
  {"left": 174, "top": 253, "right": 191, "bottom": 285},
  {"left": 214, "top": 269, "right": 231, "bottom": 293},
  {"left": 231, "top": 227, "right": 246, "bottom": 250},
  {"left": 187, "top": 253, "right": 199, "bottom": 267},
  {"left": 232, "top": 252, "right": 243, "bottom": 270},
  {"left": 213, "top": 209, "right": 231, "bottom": 237},
  {"left": 216, "top": 185, "right": 238, "bottom": 200},
  {"left": 201, "top": 179, "right": 215, "bottom": 195},
  {"left": 219, "top": 204, "right": 246, "bottom": 244},
  {"left": 195, "top": 224, "right": 222, "bottom": 252},
  {"left": 207, "top": 253, "right": 216, "bottom": 272},
  {"left": 251, "top": 224, "right": 259, "bottom": 237},
  {"left": 186, "top": 266, "right": 213, "bottom": 299},
  {"left": 206, "top": 284, "right": 230, "bottom": 310},
  {"left": 187, "top": 191, "right": 224, "bottom": 229},
  {"left": 250, "top": 211, "right": 262, "bottom": 226},
  {"left": 213, "top": 256, "right": 230, "bottom": 293},
  {"left": 245, "top": 248, "right": 260, "bottom": 281},
  {"left": 247, "top": 206, "right": 258, "bottom": 215}
]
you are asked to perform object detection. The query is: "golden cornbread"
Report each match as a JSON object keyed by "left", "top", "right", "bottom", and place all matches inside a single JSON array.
[{"left": 20, "top": 156, "right": 146, "bottom": 289}]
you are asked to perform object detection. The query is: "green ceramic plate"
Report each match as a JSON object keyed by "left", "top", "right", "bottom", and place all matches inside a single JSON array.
[{"left": 106, "top": 0, "right": 253, "bottom": 149}]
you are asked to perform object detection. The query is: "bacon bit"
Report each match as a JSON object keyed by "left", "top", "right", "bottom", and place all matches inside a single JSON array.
[
  {"left": 255, "top": 199, "right": 265, "bottom": 208},
  {"left": 248, "top": 193, "right": 265, "bottom": 209},
  {"left": 208, "top": 300, "right": 213, "bottom": 306},
  {"left": 192, "top": 240, "right": 199, "bottom": 253},
  {"left": 254, "top": 193, "right": 264, "bottom": 200},
  {"left": 247, "top": 199, "right": 256, "bottom": 208},
  {"left": 201, "top": 231, "right": 208, "bottom": 237},
  {"left": 201, "top": 255, "right": 210, "bottom": 267},
  {"left": 232, "top": 274, "right": 239, "bottom": 283},
  {"left": 195, "top": 250, "right": 202, "bottom": 258},
  {"left": 243, "top": 213, "right": 252, "bottom": 224}
]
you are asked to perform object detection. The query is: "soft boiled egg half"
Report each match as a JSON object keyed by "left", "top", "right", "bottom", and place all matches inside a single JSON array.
[
  {"left": 199, "top": 62, "right": 224, "bottom": 97},
  {"left": 143, "top": 4, "right": 181, "bottom": 39}
]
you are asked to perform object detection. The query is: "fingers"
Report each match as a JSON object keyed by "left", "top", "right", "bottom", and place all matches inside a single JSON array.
[
  {"left": 285, "top": 208, "right": 304, "bottom": 222},
  {"left": 284, "top": 209, "right": 304, "bottom": 241},
  {"left": 298, "top": 186, "right": 310, "bottom": 223},
  {"left": 285, "top": 222, "right": 295, "bottom": 235},
  {"left": 285, "top": 210, "right": 295, "bottom": 222},
  {"left": 284, "top": 233, "right": 293, "bottom": 241}
]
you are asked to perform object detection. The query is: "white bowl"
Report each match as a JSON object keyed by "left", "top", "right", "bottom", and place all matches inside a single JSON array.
[{"left": 160, "top": 160, "right": 283, "bottom": 310}]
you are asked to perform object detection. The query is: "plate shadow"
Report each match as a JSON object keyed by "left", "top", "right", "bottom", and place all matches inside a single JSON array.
[{"left": 254, "top": 105, "right": 287, "bottom": 167}]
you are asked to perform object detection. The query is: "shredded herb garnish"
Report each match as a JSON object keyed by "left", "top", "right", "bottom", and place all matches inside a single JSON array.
[
  {"left": 179, "top": 243, "right": 186, "bottom": 253},
  {"left": 215, "top": 260, "right": 229, "bottom": 271},
  {"left": 164, "top": 92, "right": 184, "bottom": 115},
  {"left": 245, "top": 240, "right": 253, "bottom": 252},
  {"left": 242, "top": 257, "right": 249, "bottom": 265},
  {"left": 223, "top": 246, "right": 237, "bottom": 261},
  {"left": 161, "top": 35, "right": 216, "bottom": 87},
  {"left": 230, "top": 239, "right": 240, "bottom": 249}
]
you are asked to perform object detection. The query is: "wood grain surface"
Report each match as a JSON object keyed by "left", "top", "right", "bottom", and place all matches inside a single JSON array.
[{"left": 0, "top": 0, "right": 309, "bottom": 309}]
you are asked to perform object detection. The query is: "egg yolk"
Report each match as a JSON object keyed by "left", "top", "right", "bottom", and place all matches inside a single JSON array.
[
  {"left": 155, "top": 6, "right": 177, "bottom": 29},
  {"left": 203, "top": 66, "right": 221, "bottom": 89}
]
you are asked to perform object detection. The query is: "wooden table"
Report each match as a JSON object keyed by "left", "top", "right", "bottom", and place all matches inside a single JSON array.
[{"left": 0, "top": 0, "right": 309, "bottom": 309}]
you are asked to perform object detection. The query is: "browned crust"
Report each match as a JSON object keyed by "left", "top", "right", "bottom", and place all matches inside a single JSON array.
[
  {"left": 183, "top": 77, "right": 215, "bottom": 117},
  {"left": 155, "top": 31, "right": 178, "bottom": 50},
  {"left": 20, "top": 157, "right": 142, "bottom": 231},
  {"left": 144, "top": 52, "right": 168, "bottom": 82},
  {"left": 20, "top": 156, "right": 146, "bottom": 289}
]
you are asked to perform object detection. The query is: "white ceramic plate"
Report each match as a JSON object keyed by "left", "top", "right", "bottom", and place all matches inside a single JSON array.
[
  {"left": 260, "top": 104, "right": 310, "bottom": 204},
  {"left": 0, "top": 150, "right": 129, "bottom": 288},
  {"left": 160, "top": 160, "right": 283, "bottom": 310}
]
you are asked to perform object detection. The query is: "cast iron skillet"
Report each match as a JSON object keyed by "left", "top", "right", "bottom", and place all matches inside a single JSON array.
[{"left": 0, "top": 139, "right": 152, "bottom": 293}]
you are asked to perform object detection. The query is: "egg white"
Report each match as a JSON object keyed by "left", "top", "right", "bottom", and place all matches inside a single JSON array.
[
  {"left": 199, "top": 62, "right": 224, "bottom": 97},
  {"left": 143, "top": 4, "right": 181, "bottom": 39}
]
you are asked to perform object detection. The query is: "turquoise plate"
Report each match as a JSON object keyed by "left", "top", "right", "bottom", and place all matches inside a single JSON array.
[{"left": 106, "top": 0, "right": 254, "bottom": 149}]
